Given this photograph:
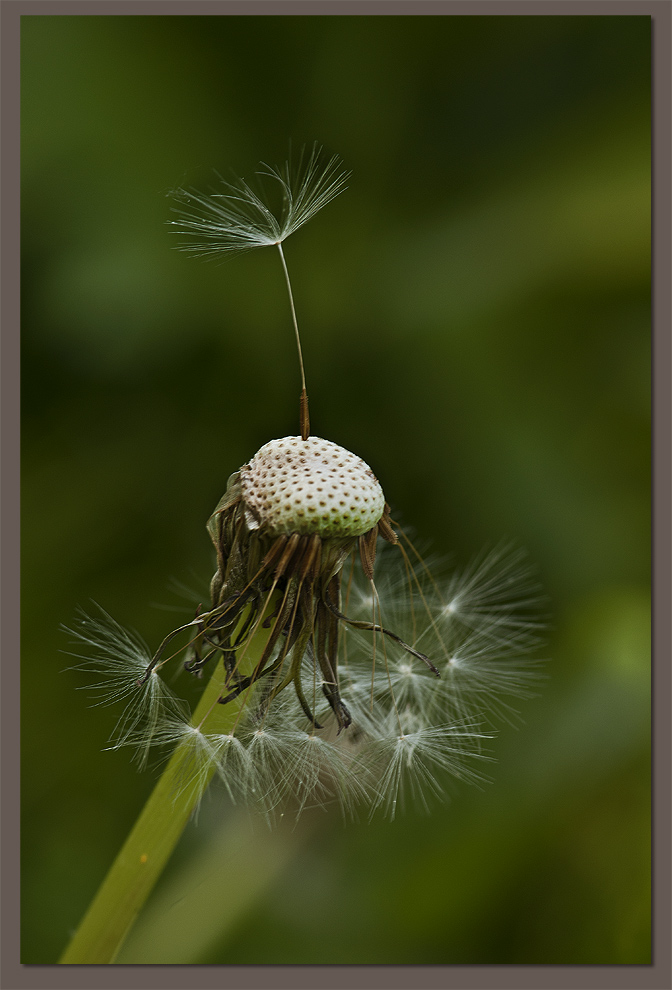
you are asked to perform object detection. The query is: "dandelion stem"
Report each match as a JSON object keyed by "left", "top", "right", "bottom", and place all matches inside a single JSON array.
[
  {"left": 59, "top": 623, "right": 275, "bottom": 965},
  {"left": 276, "top": 242, "right": 310, "bottom": 439}
]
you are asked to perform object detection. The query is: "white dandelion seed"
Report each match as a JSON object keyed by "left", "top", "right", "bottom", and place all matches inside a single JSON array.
[
  {"left": 168, "top": 144, "right": 350, "bottom": 440},
  {"left": 168, "top": 143, "right": 349, "bottom": 258},
  {"left": 242, "top": 724, "right": 296, "bottom": 817},
  {"left": 63, "top": 605, "right": 190, "bottom": 767},
  {"left": 208, "top": 732, "right": 259, "bottom": 805},
  {"left": 439, "top": 629, "right": 547, "bottom": 726},
  {"left": 156, "top": 721, "right": 221, "bottom": 815},
  {"left": 438, "top": 542, "right": 547, "bottom": 651},
  {"left": 367, "top": 715, "right": 494, "bottom": 820}
]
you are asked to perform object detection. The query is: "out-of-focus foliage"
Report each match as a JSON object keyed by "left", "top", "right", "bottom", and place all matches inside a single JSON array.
[{"left": 21, "top": 14, "right": 650, "bottom": 965}]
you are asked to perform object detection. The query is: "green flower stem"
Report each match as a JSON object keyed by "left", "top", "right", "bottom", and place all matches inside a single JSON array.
[{"left": 59, "top": 626, "right": 270, "bottom": 965}]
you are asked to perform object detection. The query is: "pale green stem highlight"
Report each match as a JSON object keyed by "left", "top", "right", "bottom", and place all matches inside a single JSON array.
[{"left": 59, "top": 625, "right": 271, "bottom": 965}]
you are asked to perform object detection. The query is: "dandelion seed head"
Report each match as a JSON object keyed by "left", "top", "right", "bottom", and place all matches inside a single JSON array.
[
  {"left": 241, "top": 436, "right": 385, "bottom": 539},
  {"left": 69, "top": 531, "right": 545, "bottom": 820},
  {"left": 69, "top": 144, "right": 548, "bottom": 826}
]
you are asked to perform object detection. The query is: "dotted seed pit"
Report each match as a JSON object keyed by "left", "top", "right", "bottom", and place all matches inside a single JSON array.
[{"left": 240, "top": 436, "right": 386, "bottom": 538}]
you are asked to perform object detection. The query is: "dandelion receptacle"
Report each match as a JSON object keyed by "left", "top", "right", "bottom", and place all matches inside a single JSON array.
[{"left": 61, "top": 145, "right": 545, "bottom": 964}]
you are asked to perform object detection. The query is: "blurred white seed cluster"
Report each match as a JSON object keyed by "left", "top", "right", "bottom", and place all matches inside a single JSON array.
[{"left": 66, "top": 543, "right": 545, "bottom": 820}]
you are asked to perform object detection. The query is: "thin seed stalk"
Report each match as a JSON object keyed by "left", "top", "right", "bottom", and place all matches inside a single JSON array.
[{"left": 59, "top": 620, "right": 274, "bottom": 965}]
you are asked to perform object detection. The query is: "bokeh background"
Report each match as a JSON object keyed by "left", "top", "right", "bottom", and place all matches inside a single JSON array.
[{"left": 21, "top": 12, "right": 651, "bottom": 965}]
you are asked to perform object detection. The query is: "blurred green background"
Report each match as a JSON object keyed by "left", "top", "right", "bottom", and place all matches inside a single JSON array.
[{"left": 21, "top": 13, "right": 650, "bottom": 965}]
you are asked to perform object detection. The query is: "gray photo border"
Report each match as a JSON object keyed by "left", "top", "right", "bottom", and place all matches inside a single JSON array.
[{"left": 2, "top": 1, "right": 670, "bottom": 988}]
